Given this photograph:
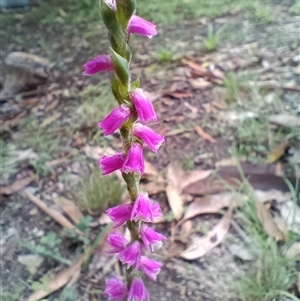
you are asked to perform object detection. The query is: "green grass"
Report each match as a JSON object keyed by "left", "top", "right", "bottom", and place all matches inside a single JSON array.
[
  {"left": 2, "top": 0, "right": 276, "bottom": 27},
  {"left": 0, "top": 139, "right": 18, "bottom": 182},
  {"left": 77, "top": 80, "right": 115, "bottom": 124},
  {"left": 72, "top": 165, "right": 124, "bottom": 215},
  {"left": 154, "top": 47, "right": 175, "bottom": 62},
  {"left": 232, "top": 169, "right": 299, "bottom": 301},
  {"left": 203, "top": 24, "right": 226, "bottom": 52},
  {"left": 290, "top": 0, "right": 300, "bottom": 15}
]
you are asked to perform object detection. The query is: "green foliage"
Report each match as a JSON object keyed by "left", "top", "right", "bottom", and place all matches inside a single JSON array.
[
  {"left": 62, "top": 216, "right": 93, "bottom": 247},
  {"left": 19, "top": 233, "right": 71, "bottom": 265},
  {"left": 233, "top": 173, "right": 298, "bottom": 301},
  {"left": 30, "top": 152, "right": 52, "bottom": 178},
  {"left": 57, "top": 287, "right": 79, "bottom": 301},
  {"left": 182, "top": 157, "right": 195, "bottom": 171},
  {"left": 250, "top": 2, "right": 273, "bottom": 23},
  {"left": 77, "top": 80, "right": 115, "bottom": 124},
  {"left": 238, "top": 242, "right": 298, "bottom": 301},
  {"left": 31, "top": 275, "right": 51, "bottom": 292},
  {"left": 40, "top": 231, "right": 62, "bottom": 248},
  {"left": 203, "top": 24, "right": 225, "bottom": 52},
  {"left": 0, "top": 139, "right": 17, "bottom": 181},
  {"left": 231, "top": 117, "right": 269, "bottom": 160},
  {"left": 72, "top": 166, "right": 124, "bottom": 215},
  {"left": 154, "top": 47, "right": 174, "bottom": 62},
  {"left": 290, "top": 0, "right": 300, "bottom": 15}
]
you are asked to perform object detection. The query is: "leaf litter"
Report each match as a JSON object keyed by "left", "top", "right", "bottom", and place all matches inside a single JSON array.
[{"left": 180, "top": 208, "right": 233, "bottom": 260}]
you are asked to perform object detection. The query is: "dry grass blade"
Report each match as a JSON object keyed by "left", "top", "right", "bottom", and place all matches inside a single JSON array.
[
  {"left": 27, "top": 253, "right": 87, "bottom": 301},
  {"left": 255, "top": 199, "right": 287, "bottom": 242},
  {"left": 180, "top": 209, "right": 232, "bottom": 260},
  {"left": 26, "top": 192, "right": 75, "bottom": 229},
  {"left": 54, "top": 197, "right": 83, "bottom": 224},
  {"left": 1, "top": 176, "right": 34, "bottom": 196}
]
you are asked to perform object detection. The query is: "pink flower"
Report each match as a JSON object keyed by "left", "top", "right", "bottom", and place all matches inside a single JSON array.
[
  {"left": 117, "top": 241, "right": 142, "bottom": 268},
  {"left": 140, "top": 225, "right": 166, "bottom": 252},
  {"left": 134, "top": 123, "right": 164, "bottom": 153},
  {"left": 99, "top": 153, "right": 124, "bottom": 175},
  {"left": 99, "top": 104, "right": 131, "bottom": 136},
  {"left": 107, "top": 232, "right": 129, "bottom": 254},
  {"left": 138, "top": 256, "right": 163, "bottom": 281},
  {"left": 128, "top": 15, "right": 157, "bottom": 38},
  {"left": 104, "top": 276, "right": 128, "bottom": 301},
  {"left": 106, "top": 204, "right": 132, "bottom": 228},
  {"left": 122, "top": 143, "right": 144, "bottom": 175},
  {"left": 131, "top": 192, "right": 154, "bottom": 222},
  {"left": 150, "top": 201, "right": 163, "bottom": 219},
  {"left": 84, "top": 54, "right": 114, "bottom": 75},
  {"left": 131, "top": 89, "right": 157, "bottom": 123},
  {"left": 128, "top": 278, "right": 150, "bottom": 301}
]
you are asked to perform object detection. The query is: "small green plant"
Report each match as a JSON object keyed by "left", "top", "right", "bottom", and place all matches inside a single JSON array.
[
  {"left": 230, "top": 117, "right": 268, "bottom": 161},
  {"left": 251, "top": 2, "right": 273, "bottom": 24},
  {"left": 237, "top": 241, "right": 298, "bottom": 301},
  {"left": 182, "top": 157, "right": 195, "bottom": 171},
  {"left": 20, "top": 232, "right": 71, "bottom": 265},
  {"left": 203, "top": 24, "right": 225, "bottom": 52},
  {"left": 0, "top": 139, "right": 18, "bottom": 181},
  {"left": 290, "top": 0, "right": 300, "bottom": 15},
  {"left": 72, "top": 166, "right": 124, "bottom": 215},
  {"left": 62, "top": 215, "right": 93, "bottom": 247},
  {"left": 154, "top": 47, "right": 174, "bottom": 62},
  {"left": 40, "top": 231, "right": 62, "bottom": 248},
  {"left": 232, "top": 169, "right": 299, "bottom": 301},
  {"left": 77, "top": 80, "right": 115, "bottom": 124},
  {"left": 30, "top": 152, "right": 52, "bottom": 178}
]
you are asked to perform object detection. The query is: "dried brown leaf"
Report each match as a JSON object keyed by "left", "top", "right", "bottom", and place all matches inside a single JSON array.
[
  {"left": 182, "top": 193, "right": 237, "bottom": 222},
  {"left": 166, "top": 164, "right": 184, "bottom": 220},
  {"left": 180, "top": 209, "right": 232, "bottom": 260},
  {"left": 140, "top": 181, "right": 165, "bottom": 195},
  {"left": 267, "top": 142, "right": 289, "bottom": 163},
  {"left": 54, "top": 197, "right": 83, "bottom": 224},
  {"left": 26, "top": 192, "right": 75, "bottom": 229},
  {"left": 194, "top": 126, "right": 216, "bottom": 143},
  {"left": 255, "top": 200, "right": 287, "bottom": 241},
  {"left": 1, "top": 176, "right": 33, "bottom": 195},
  {"left": 27, "top": 253, "right": 87, "bottom": 301},
  {"left": 180, "top": 169, "right": 212, "bottom": 192},
  {"left": 165, "top": 185, "right": 183, "bottom": 221}
]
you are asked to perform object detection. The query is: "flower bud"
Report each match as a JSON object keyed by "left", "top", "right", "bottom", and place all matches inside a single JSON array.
[
  {"left": 134, "top": 123, "right": 164, "bottom": 153},
  {"left": 128, "top": 15, "right": 157, "bottom": 38},
  {"left": 99, "top": 104, "right": 131, "bottom": 136},
  {"left": 99, "top": 153, "right": 124, "bottom": 175},
  {"left": 84, "top": 55, "right": 114, "bottom": 75},
  {"left": 104, "top": 276, "right": 128, "bottom": 301},
  {"left": 131, "top": 89, "right": 157, "bottom": 123},
  {"left": 128, "top": 278, "right": 150, "bottom": 301},
  {"left": 122, "top": 143, "right": 145, "bottom": 175}
]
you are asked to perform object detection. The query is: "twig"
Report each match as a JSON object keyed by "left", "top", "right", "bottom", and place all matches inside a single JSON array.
[{"left": 26, "top": 191, "right": 75, "bottom": 230}]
